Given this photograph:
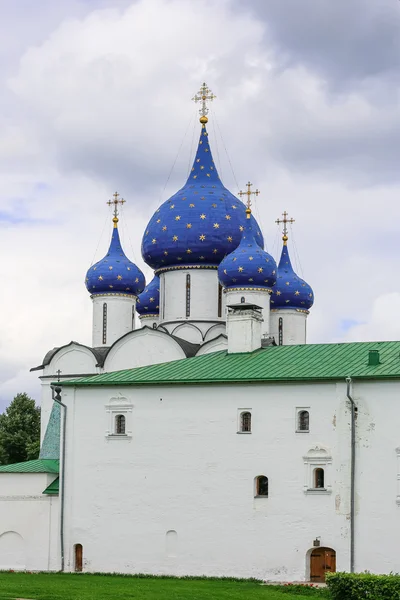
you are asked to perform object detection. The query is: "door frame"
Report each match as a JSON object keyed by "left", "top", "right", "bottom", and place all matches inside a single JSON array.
[{"left": 306, "top": 546, "right": 336, "bottom": 582}]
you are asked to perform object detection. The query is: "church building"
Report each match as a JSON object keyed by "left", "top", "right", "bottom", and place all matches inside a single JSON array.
[{"left": 1, "top": 84, "right": 399, "bottom": 583}]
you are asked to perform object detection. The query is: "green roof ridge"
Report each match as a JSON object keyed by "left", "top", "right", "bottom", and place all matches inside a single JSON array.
[
  {"left": 59, "top": 341, "right": 400, "bottom": 388},
  {"left": 43, "top": 476, "right": 59, "bottom": 495},
  {"left": 39, "top": 401, "right": 60, "bottom": 460},
  {"left": 0, "top": 459, "right": 59, "bottom": 473}
]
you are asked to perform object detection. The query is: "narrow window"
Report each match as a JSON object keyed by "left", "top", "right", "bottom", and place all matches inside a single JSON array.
[
  {"left": 186, "top": 274, "right": 191, "bottom": 317},
  {"left": 115, "top": 414, "right": 126, "bottom": 435},
  {"left": 298, "top": 410, "right": 309, "bottom": 432},
  {"left": 278, "top": 317, "right": 283, "bottom": 346},
  {"left": 132, "top": 305, "right": 135, "bottom": 330},
  {"left": 74, "top": 543, "right": 83, "bottom": 572},
  {"left": 314, "top": 468, "right": 324, "bottom": 489},
  {"left": 256, "top": 475, "right": 269, "bottom": 497},
  {"left": 102, "top": 303, "right": 107, "bottom": 344},
  {"left": 240, "top": 411, "right": 252, "bottom": 433},
  {"left": 218, "top": 284, "right": 223, "bottom": 318}
]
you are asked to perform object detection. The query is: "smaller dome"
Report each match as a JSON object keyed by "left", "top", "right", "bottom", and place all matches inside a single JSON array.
[
  {"left": 137, "top": 275, "right": 160, "bottom": 315},
  {"left": 85, "top": 222, "right": 145, "bottom": 297},
  {"left": 218, "top": 215, "right": 277, "bottom": 289},
  {"left": 271, "top": 242, "right": 314, "bottom": 309}
]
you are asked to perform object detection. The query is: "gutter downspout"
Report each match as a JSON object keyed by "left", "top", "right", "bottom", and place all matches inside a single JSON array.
[
  {"left": 346, "top": 377, "right": 356, "bottom": 573},
  {"left": 52, "top": 385, "right": 66, "bottom": 572}
]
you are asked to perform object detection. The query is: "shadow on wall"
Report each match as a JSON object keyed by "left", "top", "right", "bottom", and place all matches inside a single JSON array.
[{"left": 0, "top": 531, "right": 25, "bottom": 570}]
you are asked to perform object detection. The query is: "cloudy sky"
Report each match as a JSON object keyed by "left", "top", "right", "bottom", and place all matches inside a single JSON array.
[{"left": 1, "top": 0, "right": 399, "bottom": 409}]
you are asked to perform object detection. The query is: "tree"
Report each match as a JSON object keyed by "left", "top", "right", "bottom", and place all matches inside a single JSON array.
[{"left": 0, "top": 393, "right": 41, "bottom": 465}]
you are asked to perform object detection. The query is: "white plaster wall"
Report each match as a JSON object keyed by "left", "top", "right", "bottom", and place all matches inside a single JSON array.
[
  {"left": 0, "top": 473, "right": 59, "bottom": 570},
  {"left": 226, "top": 310, "right": 263, "bottom": 353},
  {"left": 270, "top": 309, "right": 307, "bottom": 345},
  {"left": 225, "top": 289, "right": 271, "bottom": 337},
  {"left": 196, "top": 336, "right": 227, "bottom": 355},
  {"left": 104, "top": 328, "right": 186, "bottom": 372},
  {"left": 92, "top": 295, "right": 136, "bottom": 347},
  {"left": 139, "top": 315, "right": 159, "bottom": 330},
  {"left": 60, "top": 380, "right": 362, "bottom": 579}
]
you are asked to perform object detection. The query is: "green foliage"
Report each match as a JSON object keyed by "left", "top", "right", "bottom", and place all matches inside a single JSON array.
[
  {"left": 0, "top": 393, "right": 40, "bottom": 465},
  {"left": 326, "top": 572, "right": 400, "bottom": 599}
]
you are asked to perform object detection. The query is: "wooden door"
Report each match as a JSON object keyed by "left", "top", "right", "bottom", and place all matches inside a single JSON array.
[
  {"left": 310, "top": 547, "right": 336, "bottom": 582},
  {"left": 75, "top": 544, "right": 83, "bottom": 572}
]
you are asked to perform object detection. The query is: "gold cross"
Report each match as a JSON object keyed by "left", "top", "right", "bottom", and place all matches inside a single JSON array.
[
  {"left": 238, "top": 181, "right": 260, "bottom": 215},
  {"left": 107, "top": 191, "right": 126, "bottom": 225},
  {"left": 192, "top": 82, "right": 216, "bottom": 124},
  {"left": 276, "top": 211, "right": 295, "bottom": 244}
]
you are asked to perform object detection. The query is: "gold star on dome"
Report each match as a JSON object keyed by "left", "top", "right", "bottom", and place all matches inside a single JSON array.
[
  {"left": 127, "top": 267, "right": 131, "bottom": 271},
  {"left": 200, "top": 255, "right": 205, "bottom": 259},
  {"left": 201, "top": 196, "right": 205, "bottom": 200},
  {"left": 164, "top": 251, "right": 168, "bottom": 256},
  {"left": 249, "top": 256, "right": 254, "bottom": 261},
  {"left": 135, "top": 278, "right": 139, "bottom": 283},
  {"left": 206, "top": 173, "right": 211, "bottom": 177},
  {"left": 239, "top": 226, "right": 244, "bottom": 232},
  {"left": 232, "top": 204, "right": 237, "bottom": 209},
  {"left": 175, "top": 215, "right": 181, "bottom": 221},
  {"left": 223, "top": 269, "right": 227, "bottom": 274},
  {"left": 117, "top": 275, "right": 123, "bottom": 280},
  {"left": 272, "top": 270, "right": 276, "bottom": 275},
  {"left": 145, "top": 230, "right": 149, "bottom": 235},
  {"left": 193, "top": 175, "right": 197, "bottom": 179},
  {"left": 152, "top": 238, "right": 156, "bottom": 244},
  {"left": 162, "top": 226, "right": 167, "bottom": 231},
  {"left": 286, "top": 281, "right": 290, "bottom": 285},
  {"left": 98, "top": 275, "right": 103, "bottom": 281},
  {"left": 212, "top": 248, "right": 218, "bottom": 254},
  {"left": 295, "top": 291, "right": 300, "bottom": 296},
  {"left": 200, "top": 214, "right": 206, "bottom": 219},
  {"left": 109, "top": 285, "right": 113, "bottom": 289},
  {"left": 225, "top": 214, "right": 231, "bottom": 220},
  {"left": 213, "top": 223, "right": 219, "bottom": 229},
  {"left": 238, "top": 266, "right": 244, "bottom": 272},
  {"left": 186, "top": 249, "right": 192, "bottom": 254},
  {"left": 186, "top": 223, "right": 192, "bottom": 228},
  {"left": 196, "top": 159, "right": 200, "bottom": 163},
  {"left": 276, "top": 290, "right": 281, "bottom": 296},
  {"left": 232, "top": 257, "right": 237, "bottom": 262},
  {"left": 189, "top": 204, "right": 195, "bottom": 208},
  {"left": 172, "top": 235, "right": 178, "bottom": 242},
  {"left": 249, "top": 278, "right": 253, "bottom": 282},
  {"left": 156, "top": 219, "right": 161, "bottom": 223},
  {"left": 309, "top": 293, "right": 313, "bottom": 297},
  {"left": 204, "top": 148, "right": 209, "bottom": 152},
  {"left": 170, "top": 204, "right": 175, "bottom": 209},
  {"left": 227, "top": 236, "right": 233, "bottom": 242},
  {"left": 109, "top": 266, "right": 113, "bottom": 270},
  {"left": 182, "top": 196, "right": 187, "bottom": 200},
  {"left": 199, "top": 234, "right": 206, "bottom": 241},
  {"left": 258, "top": 267, "right": 263, "bottom": 273},
  {"left": 212, "top": 203, "right": 217, "bottom": 208},
  {"left": 93, "top": 267, "right": 97, "bottom": 270},
  {"left": 200, "top": 166, "right": 204, "bottom": 170},
  {"left": 150, "top": 297, "right": 154, "bottom": 302}
]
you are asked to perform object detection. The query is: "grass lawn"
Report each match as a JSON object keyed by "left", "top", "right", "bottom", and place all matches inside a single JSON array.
[{"left": 0, "top": 573, "right": 329, "bottom": 600}]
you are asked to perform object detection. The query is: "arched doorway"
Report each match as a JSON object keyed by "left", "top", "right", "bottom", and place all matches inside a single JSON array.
[
  {"left": 74, "top": 544, "right": 83, "bottom": 572},
  {"left": 310, "top": 547, "right": 336, "bottom": 582}
]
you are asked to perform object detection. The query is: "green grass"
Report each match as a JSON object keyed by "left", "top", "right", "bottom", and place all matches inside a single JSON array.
[{"left": 0, "top": 573, "right": 329, "bottom": 600}]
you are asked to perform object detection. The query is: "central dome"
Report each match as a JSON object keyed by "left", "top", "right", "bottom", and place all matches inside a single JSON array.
[{"left": 141, "top": 124, "right": 264, "bottom": 272}]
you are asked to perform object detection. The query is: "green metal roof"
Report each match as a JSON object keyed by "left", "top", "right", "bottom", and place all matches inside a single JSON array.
[
  {"left": 39, "top": 402, "right": 60, "bottom": 460},
  {"left": 60, "top": 341, "right": 400, "bottom": 387},
  {"left": 43, "top": 477, "right": 59, "bottom": 495},
  {"left": 0, "top": 459, "right": 59, "bottom": 473}
]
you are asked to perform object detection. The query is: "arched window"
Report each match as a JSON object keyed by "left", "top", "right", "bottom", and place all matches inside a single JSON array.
[
  {"left": 115, "top": 414, "right": 126, "bottom": 435},
  {"left": 314, "top": 468, "right": 324, "bottom": 489},
  {"left": 298, "top": 410, "right": 310, "bottom": 432},
  {"left": 132, "top": 306, "right": 135, "bottom": 330},
  {"left": 240, "top": 411, "right": 252, "bottom": 433},
  {"left": 255, "top": 475, "right": 269, "bottom": 497}
]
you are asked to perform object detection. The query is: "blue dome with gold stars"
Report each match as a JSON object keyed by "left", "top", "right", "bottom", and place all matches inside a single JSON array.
[
  {"left": 86, "top": 219, "right": 145, "bottom": 297},
  {"left": 137, "top": 275, "right": 160, "bottom": 315},
  {"left": 218, "top": 212, "right": 277, "bottom": 289},
  {"left": 271, "top": 241, "right": 314, "bottom": 310},
  {"left": 141, "top": 123, "right": 264, "bottom": 272}
]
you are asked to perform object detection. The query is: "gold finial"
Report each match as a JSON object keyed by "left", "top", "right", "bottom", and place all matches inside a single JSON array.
[
  {"left": 107, "top": 191, "right": 126, "bottom": 228},
  {"left": 192, "top": 82, "right": 216, "bottom": 124},
  {"left": 275, "top": 211, "right": 295, "bottom": 245},
  {"left": 238, "top": 181, "right": 260, "bottom": 219}
]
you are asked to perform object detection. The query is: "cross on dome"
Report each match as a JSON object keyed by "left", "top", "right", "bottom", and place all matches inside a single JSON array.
[
  {"left": 276, "top": 211, "right": 295, "bottom": 245},
  {"left": 192, "top": 82, "right": 216, "bottom": 124},
  {"left": 107, "top": 191, "right": 126, "bottom": 227},
  {"left": 238, "top": 182, "right": 260, "bottom": 218}
]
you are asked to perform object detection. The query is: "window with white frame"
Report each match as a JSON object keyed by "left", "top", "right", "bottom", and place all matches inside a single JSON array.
[
  {"left": 237, "top": 409, "right": 252, "bottom": 433},
  {"left": 105, "top": 396, "right": 133, "bottom": 440},
  {"left": 303, "top": 446, "right": 332, "bottom": 494},
  {"left": 296, "top": 407, "right": 310, "bottom": 432}
]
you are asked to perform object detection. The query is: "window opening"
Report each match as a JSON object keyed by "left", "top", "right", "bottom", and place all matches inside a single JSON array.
[
  {"left": 240, "top": 411, "right": 252, "bottom": 433},
  {"left": 74, "top": 544, "right": 83, "bottom": 572},
  {"left": 115, "top": 414, "right": 126, "bottom": 435},
  {"left": 102, "top": 303, "right": 107, "bottom": 344},
  {"left": 256, "top": 475, "right": 269, "bottom": 497},
  {"left": 278, "top": 317, "right": 283, "bottom": 346},
  {"left": 314, "top": 468, "right": 324, "bottom": 489},
  {"left": 218, "top": 284, "right": 223, "bottom": 318},
  {"left": 186, "top": 274, "right": 191, "bottom": 317},
  {"left": 132, "top": 305, "right": 135, "bottom": 330},
  {"left": 298, "top": 410, "right": 309, "bottom": 431}
]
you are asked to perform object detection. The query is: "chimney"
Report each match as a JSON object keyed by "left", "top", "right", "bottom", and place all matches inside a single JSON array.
[{"left": 226, "top": 301, "right": 263, "bottom": 353}]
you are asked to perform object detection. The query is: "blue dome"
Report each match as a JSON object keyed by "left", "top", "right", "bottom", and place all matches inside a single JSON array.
[
  {"left": 85, "top": 222, "right": 145, "bottom": 296},
  {"left": 218, "top": 214, "right": 277, "bottom": 289},
  {"left": 137, "top": 275, "right": 160, "bottom": 315},
  {"left": 141, "top": 123, "right": 264, "bottom": 272},
  {"left": 271, "top": 242, "right": 314, "bottom": 310}
]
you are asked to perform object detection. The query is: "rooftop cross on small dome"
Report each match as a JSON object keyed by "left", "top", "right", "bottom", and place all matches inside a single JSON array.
[
  {"left": 238, "top": 181, "right": 260, "bottom": 218},
  {"left": 276, "top": 210, "right": 295, "bottom": 245},
  {"left": 107, "top": 191, "right": 126, "bottom": 227},
  {"left": 192, "top": 82, "right": 216, "bottom": 124}
]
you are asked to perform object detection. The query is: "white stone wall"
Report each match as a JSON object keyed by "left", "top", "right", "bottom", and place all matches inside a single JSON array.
[
  {"left": 270, "top": 309, "right": 308, "bottom": 345},
  {"left": 58, "top": 378, "right": 397, "bottom": 580},
  {"left": 224, "top": 288, "right": 271, "bottom": 338},
  {"left": 0, "top": 473, "right": 59, "bottom": 571},
  {"left": 92, "top": 295, "right": 136, "bottom": 347}
]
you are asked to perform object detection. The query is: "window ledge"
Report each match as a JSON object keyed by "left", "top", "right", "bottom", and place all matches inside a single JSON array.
[
  {"left": 254, "top": 495, "right": 268, "bottom": 499},
  {"left": 304, "top": 488, "right": 332, "bottom": 495},
  {"left": 237, "top": 431, "right": 252, "bottom": 435},
  {"left": 106, "top": 434, "right": 132, "bottom": 440},
  {"left": 296, "top": 430, "right": 310, "bottom": 434}
]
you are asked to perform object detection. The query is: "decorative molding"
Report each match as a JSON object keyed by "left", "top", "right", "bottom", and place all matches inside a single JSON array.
[
  {"left": 155, "top": 264, "right": 218, "bottom": 275},
  {"left": 303, "top": 446, "right": 332, "bottom": 494}
]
